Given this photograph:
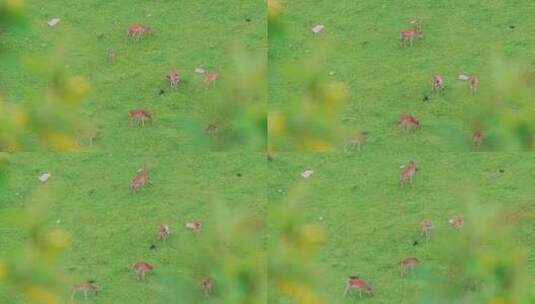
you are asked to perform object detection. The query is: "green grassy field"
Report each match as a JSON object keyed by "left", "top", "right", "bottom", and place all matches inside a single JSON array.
[
  {"left": 1, "top": 0, "right": 266, "bottom": 152},
  {"left": 0, "top": 152, "right": 266, "bottom": 303},
  {"left": 268, "top": 152, "right": 535, "bottom": 303},
  {"left": 269, "top": 0, "right": 535, "bottom": 151}
]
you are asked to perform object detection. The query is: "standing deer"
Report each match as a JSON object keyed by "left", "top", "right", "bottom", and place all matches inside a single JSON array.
[
  {"left": 72, "top": 281, "right": 98, "bottom": 300},
  {"left": 473, "top": 128, "right": 483, "bottom": 147},
  {"left": 431, "top": 74, "right": 444, "bottom": 93},
  {"left": 167, "top": 69, "right": 180, "bottom": 88},
  {"left": 127, "top": 24, "right": 151, "bottom": 41},
  {"left": 400, "top": 257, "right": 420, "bottom": 277},
  {"left": 399, "top": 114, "right": 420, "bottom": 130},
  {"left": 201, "top": 277, "right": 214, "bottom": 296},
  {"left": 157, "top": 223, "right": 170, "bottom": 241},
  {"left": 468, "top": 75, "right": 479, "bottom": 94},
  {"left": 449, "top": 214, "right": 464, "bottom": 229},
  {"left": 344, "top": 276, "right": 373, "bottom": 298},
  {"left": 128, "top": 109, "right": 152, "bottom": 127},
  {"left": 185, "top": 220, "right": 202, "bottom": 235},
  {"left": 400, "top": 161, "right": 417, "bottom": 186},
  {"left": 204, "top": 71, "right": 219, "bottom": 87},
  {"left": 107, "top": 48, "right": 116, "bottom": 64},
  {"left": 344, "top": 131, "right": 368, "bottom": 152},
  {"left": 400, "top": 18, "right": 423, "bottom": 47},
  {"left": 419, "top": 219, "right": 434, "bottom": 241},
  {"left": 132, "top": 261, "right": 153, "bottom": 280},
  {"left": 131, "top": 163, "right": 152, "bottom": 192}
]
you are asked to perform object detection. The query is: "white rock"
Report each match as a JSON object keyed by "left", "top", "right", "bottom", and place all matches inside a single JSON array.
[
  {"left": 328, "top": 71, "right": 335, "bottom": 76},
  {"left": 47, "top": 18, "right": 61, "bottom": 27},
  {"left": 38, "top": 173, "right": 51, "bottom": 183},
  {"left": 319, "top": 216, "right": 324, "bottom": 221},
  {"left": 301, "top": 169, "right": 314, "bottom": 179},
  {"left": 458, "top": 74, "right": 469, "bottom": 80},
  {"left": 56, "top": 219, "right": 61, "bottom": 224},
  {"left": 312, "top": 24, "right": 324, "bottom": 33},
  {"left": 195, "top": 67, "right": 206, "bottom": 74}
]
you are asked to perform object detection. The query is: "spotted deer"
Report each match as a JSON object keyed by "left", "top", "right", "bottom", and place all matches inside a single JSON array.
[
  {"left": 473, "top": 128, "right": 483, "bottom": 147},
  {"left": 204, "top": 71, "right": 219, "bottom": 87},
  {"left": 468, "top": 75, "right": 479, "bottom": 94},
  {"left": 419, "top": 219, "right": 434, "bottom": 241},
  {"left": 107, "top": 48, "right": 116, "bottom": 64},
  {"left": 132, "top": 261, "right": 153, "bottom": 280},
  {"left": 400, "top": 257, "right": 420, "bottom": 277},
  {"left": 157, "top": 223, "right": 170, "bottom": 241},
  {"left": 400, "top": 18, "right": 423, "bottom": 47},
  {"left": 344, "top": 276, "right": 373, "bottom": 298},
  {"left": 128, "top": 109, "right": 152, "bottom": 127},
  {"left": 400, "top": 161, "right": 417, "bottom": 186},
  {"left": 185, "top": 220, "right": 202, "bottom": 235},
  {"left": 345, "top": 131, "right": 368, "bottom": 152},
  {"left": 449, "top": 214, "right": 464, "bottom": 229},
  {"left": 399, "top": 114, "right": 420, "bottom": 130},
  {"left": 431, "top": 74, "right": 444, "bottom": 93},
  {"left": 202, "top": 277, "right": 214, "bottom": 296},
  {"left": 127, "top": 24, "right": 151, "bottom": 41},
  {"left": 72, "top": 281, "right": 98, "bottom": 300},
  {"left": 167, "top": 69, "right": 180, "bottom": 88},
  {"left": 131, "top": 163, "right": 152, "bottom": 192}
]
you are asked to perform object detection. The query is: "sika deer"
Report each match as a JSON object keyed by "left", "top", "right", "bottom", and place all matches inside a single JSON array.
[
  {"left": 167, "top": 69, "right": 180, "bottom": 88},
  {"left": 72, "top": 281, "right": 98, "bottom": 300},
  {"left": 344, "top": 276, "right": 373, "bottom": 298},
  {"left": 157, "top": 223, "right": 170, "bottom": 241},
  {"left": 344, "top": 131, "right": 368, "bottom": 152},
  {"left": 473, "top": 128, "right": 483, "bottom": 147},
  {"left": 132, "top": 261, "right": 153, "bottom": 280},
  {"left": 128, "top": 109, "right": 152, "bottom": 127},
  {"left": 107, "top": 48, "right": 116, "bottom": 64},
  {"left": 202, "top": 277, "right": 214, "bottom": 296},
  {"left": 431, "top": 74, "right": 444, "bottom": 93},
  {"left": 400, "top": 161, "right": 417, "bottom": 186},
  {"left": 400, "top": 18, "right": 423, "bottom": 47},
  {"left": 131, "top": 163, "right": 152, "bottom": 192},
  {"left": 449, "top": 214, "right": 464, "bottom": 229},
  {"left": 185, "top": 220, "right": 202, "bottom": 235},
  {"left": 419, "top": 219, "right": 434, "bottom": 241},
  {"left": 399, "top": 114, "right": 420, "bottom": 131},
  {"left": 204, "top": 71, "right": 219, "bottom": 87},
  {"left": 468, "top": 75, "right": 479, "bottom": 94},
  {"left": 127, "top": 24, "right": 151, "bottom": 41},
  {"left": 400, "top": 257, "right": 420, "bottom": 277}
]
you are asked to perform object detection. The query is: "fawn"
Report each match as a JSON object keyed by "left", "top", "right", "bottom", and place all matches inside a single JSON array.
[
  {"left": 107, "top": 48, "right": 116, "bottom": 64},
  {"left": 72, "top": 281, "right": 98, "bottom": 300},
  {"left": 204, "top": 71, "right": 219, "bottom": 87},
  {"left": 419, "top": 219, "right": 434, "bottom": 241},
  {"left": 399, "top": 114, "right": 420, "bottom": 130},
  {"left": 473, "top": 128, "right": 483, "bottom": 147},
  {"left": 185, "top": 220, "right": 202, "bottom": 235},
  {"left": 344, "top": 276, "right": 373, "bottom": 298},
  {"left": 157, "top": 223, "right": 170, "bottom": 240},
  {"left": 400, "top": 161, "right": 417, "bottom": 186},
  {"left": 468, "top": 75, "right": 479, "bottom": 94},
  {"left": 167, "top": 69, "right": 180, "bottom": 88},
  {"left": 449, "top": 214, "right": 464, "bottom": 229},
  {"left": 202, "top": 277, "right": 214, "bottom": 296},
  {"left": 400, "top": 18, "right": 423, "bottom": 47},
  {"left": 400, "top": 257, "right": 420, "bottom": 277},
  {"left": 132, "top": 261, "right": 153, "bottom": 280},
  {"left": 345, "top": 131, "right": 368, "bottom": 152},
  {"left": 127, "top": 24, "right": 151, "bottom": 41},
  {"left": 431, "top": 74, "right": 444, "bottom": 93},
  {"left": 131, "top": 163, "right": 152, "bottom": 192},
  {"left": 128, "top": 109, "right": 152, "bottom": 127}
]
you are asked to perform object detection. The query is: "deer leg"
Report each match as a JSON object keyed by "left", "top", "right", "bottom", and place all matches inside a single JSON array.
[
  {"left": 84, "top": 290, "right": 88, "bottom": 299},
  {"left": 344, "top": 285, "right": 349, "bottom": 297},
  {"left": 359, "top": 289, "right": 362, "bottom": 298}
]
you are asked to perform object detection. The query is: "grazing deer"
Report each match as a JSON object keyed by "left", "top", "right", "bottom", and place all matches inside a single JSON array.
[
  {"left": 399, "top": 114, "right": 420, "bottom": 130},
  {"left": 468, "top": 75, "right": 479, "bottom": 94},
  {"left": 204, "top": 71, "right": 219, "bottom": 87},
  {"left": 344, "top": 131, "right": 368, "bottom": 152},
  {"left": 127, "top": 24, "right": 151, "bottom": 41},
  {"left": 431, "top": 74, "right": 444, "bottom": 93},
  {"left": 400, "top": 18, "right": 423, "bottom": 47},
  {"left": 157, "top": 223, "right": 170, "bottom": 241},
  {"left": 205, "top": 122, "right": 219, "bottom": 137},
  {"left": 449, "top": 214, "right": 464, "bottom": 229},
  {"left": 132, "top": 261, "right": 153, "bottom": 280},
  {"left": 128, "top": 109, "right": 152, "bottom": 127},
  {"left": 473, "top": 128, "right": 483, "bottom": 147},
  {"left": 400, "top": 257, "right": 420, "bottom": 277},
  {"left": 107, "top": 48, "right": 116, "bottom": 64},
  {"left": 167, "top": 69, "right": 180, "bottom": 88},
  {"left": 131, "top": 163, "right": 152, "bottom": 192},
  {"left": 344, "top": 276, "right": 373, "bottom": 298},
  {"left": 201, "top": 277, "right": 214, "bottom": 296},
  {"left": 400, "top": 161, "right": 417, "bottom": 186},
  {"left": 72, "top": 281, "right": 98, "bottom": 300},
  {"left": 419, "top": 219, "right": 434, "bottom": 241},
  {"left": 185, "top": 220, "right": 202, "bottom": 235}
]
